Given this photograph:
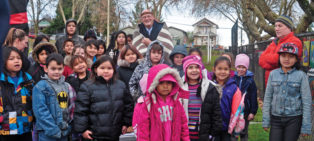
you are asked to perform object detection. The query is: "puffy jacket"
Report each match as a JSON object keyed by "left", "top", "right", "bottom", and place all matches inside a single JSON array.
[
  {"left": 182, "top": 69, "right": 222, "bottom": 138},
  {"left": 258, "top": 32, "right": 302, "bottom": 85},
  {"left": 74, "top": 77, "right": 134, "bottom": 140},
  {"left": 0, "top": 71, "right": 33, "bottom": 135},
  {"left": 129, "top": 40, "right": 166, "bottom": 99},
  {"left": 262, "top": 68, "right": 312, "bottom": 134},
  {"left": 133, "top": 64, "right": 189, "bottom": 141},
  {"left": 32, "top": 75, "right": 76, "bottom": 139},
  {"left": 233, "top": 71, "right": 258, "bottom": 115},
  {"left": 215, "top": 78, "right": 240, "bottom": 131},
  {"left": 65, "top": 70, "right": 90, "bottom": 93},
  {"left": 117, "top": 59, "right": 143, "bottom": 90}
]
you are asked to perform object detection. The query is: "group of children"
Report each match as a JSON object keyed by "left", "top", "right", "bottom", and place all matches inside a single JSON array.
[{"left": 0, "top": 27, "right": 311, "bottom": 141}]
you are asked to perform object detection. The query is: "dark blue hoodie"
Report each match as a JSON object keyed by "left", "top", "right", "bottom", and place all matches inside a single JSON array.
[
  {"left": 169, "top": 45, "right": 187, "bottom": 77},
  {"left": 233, "top": 71, "right": 258, "bottom": 115},
  {"left": 0, "top": 0, "right": 10, "bottom": 72}
]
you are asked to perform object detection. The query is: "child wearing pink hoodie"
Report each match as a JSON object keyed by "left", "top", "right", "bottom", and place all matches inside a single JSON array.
[{"left": 132, "top": 64, "right": 190, "bottom": 141}]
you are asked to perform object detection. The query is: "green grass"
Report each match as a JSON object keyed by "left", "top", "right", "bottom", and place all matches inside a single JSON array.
[
  {"left": 252, "top": 107, "right": 263, "bottom": 122},
  {"left": 248, "top": 123, "right": 269, "bottom": 141}
]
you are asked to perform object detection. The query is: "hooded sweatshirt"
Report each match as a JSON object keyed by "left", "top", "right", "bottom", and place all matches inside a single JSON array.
[
  {"left": 133, "top": 64, "right": 189, "bottom": 141},
  {"left": 129, "top": 40, "right": 166, "bottom": 99},
  {"left": 169, "top": 45, "right": 188, "bottom": 77},
  {"left": 55, "top": 19, "right": 85, "bottom": 57}
]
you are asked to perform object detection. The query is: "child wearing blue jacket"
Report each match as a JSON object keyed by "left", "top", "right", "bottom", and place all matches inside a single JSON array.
[
  {"left": 232, "top": 54, "right": 258, "bottom": 141},
  {"left": 33, "top": 53, "right": 76, "bottom": 141},
  {"left": 263, "top": 43, "right": 312, "bottom": 141}
]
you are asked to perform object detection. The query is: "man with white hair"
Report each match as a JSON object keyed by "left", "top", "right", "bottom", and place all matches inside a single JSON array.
[{"left": 132, "top": 9, "right": 174, "bottom": 64}]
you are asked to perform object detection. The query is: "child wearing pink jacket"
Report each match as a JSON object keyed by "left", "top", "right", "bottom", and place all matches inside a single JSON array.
[{"left": 133, "top": 64, "right": 190, "bottom": 141}]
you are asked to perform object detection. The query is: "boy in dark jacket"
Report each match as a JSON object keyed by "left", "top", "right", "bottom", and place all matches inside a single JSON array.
[
  {"left": 232, "top": 54, "right": 258, "bottom": 141},
  {"left": 169, "top": 45, "right": 187, "bottom": 77},
  {"left": 32, "top": 53, "right": 76, "bottom": 141}
]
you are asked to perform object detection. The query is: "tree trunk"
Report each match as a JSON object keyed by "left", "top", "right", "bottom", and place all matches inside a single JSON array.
[{"left": 58, "top": 0, "right": 67, "bottom": 25}]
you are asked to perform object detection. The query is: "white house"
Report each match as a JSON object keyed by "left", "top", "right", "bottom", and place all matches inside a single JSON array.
[{"left": 193, "top": 18, "right": 218, "bottom": 47}]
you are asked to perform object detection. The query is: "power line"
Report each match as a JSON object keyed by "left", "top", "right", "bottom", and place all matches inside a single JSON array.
[{"left": 164, "top": 20, "right": 232, "bottom": 29}]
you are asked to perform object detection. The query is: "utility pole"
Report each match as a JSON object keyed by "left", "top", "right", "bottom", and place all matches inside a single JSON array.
[{"left": 106, "top": 0, "right": 110, "bottom": 47}]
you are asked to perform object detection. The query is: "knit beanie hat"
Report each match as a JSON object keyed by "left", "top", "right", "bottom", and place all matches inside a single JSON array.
[
  {"left": 276, "top": 15, "right": 294, "bottom": 30},
  {"left": 235, "top": 54, "right": 250, "bottom": 69},
  {"left": 182, "top": 55, "right": 203, "bottom": 80}
]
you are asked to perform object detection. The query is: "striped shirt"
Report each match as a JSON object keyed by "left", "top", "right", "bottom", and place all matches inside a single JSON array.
[{"left": 188, "top": 84, "right": 202, "bottom": 140}]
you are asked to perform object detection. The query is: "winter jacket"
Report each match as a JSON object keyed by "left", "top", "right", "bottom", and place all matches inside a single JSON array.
[
  {"left": 129, "top": 40, "right": 166, "bottom": 99},
  {"left": 65, "top": 70, "right": 90, "bottom": 93},
  {"left": 74, "top": 77, "right": 134, "bottom": 140},
  {"left": 233, "top": 71, "right": 258, "bottom": 115},
  {"left": 133, "top": 64, "right": 189, "bottom": 141},
  {"left": 258, "top": 32, "right": 302, "bottom": 86},
  {"left": 0, "top": 71, "right": 33, "bottom": 135},
  {"left": 262, "top": 68, "right": 312, "bottom": 134},
  {"left": 215, "top": 78, "right": 241, "bottom": 131},
  {"left": 63, "top": 55, "right": 73, "bottom": 78},
  {"left": 55, "top": 20, "right": 85, "bottom": 57},
  {"left": 32, "top": 75, "right": 76, "bottom": 139},
  {"left": 132, "top": 21, "right": 173, "bottom": 64},
  {"left": 28, "top": 42, "right": 58, "bottom": 84},
  {"left": 181, "top": 69, "right": 222, "bottom": 138},
  {"left": 169, "top": 45, "right": 187, "bottom": 77},
  {"left": 117, "top": 59, "right": 143, "bottom": 90}
]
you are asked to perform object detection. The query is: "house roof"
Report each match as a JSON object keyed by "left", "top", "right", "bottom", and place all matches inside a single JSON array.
[
  {"left": 192, "top": 18, "right": 218, "bottom": 28},
  {"left": 168, "top": 26, "right": 188, "bottom": 37}
]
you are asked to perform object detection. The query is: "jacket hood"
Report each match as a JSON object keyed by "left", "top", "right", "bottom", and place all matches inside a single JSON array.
[
  {"left": 42, "top": 74, "right": 65, "bottom": 84},
  {"left": 145, "top": 40, "right": 166, "bottom": 65},
  {"left": 235, "top": 70, "right": 254, "bottom": 77},
  {"left": 65, "top": 19, "right": 78, "bottom": 35},
  {"left": 32, "top": 42, "right": 58, "bottom": 64},
  {"left": 169, "top": 45, "right": 187, "bottom": 63},
  {"left": 117, "top": 58, "right": 144, "bottom": 68},
  {"left": 146, "top": 64, "right": 185, "bottom": 100}
]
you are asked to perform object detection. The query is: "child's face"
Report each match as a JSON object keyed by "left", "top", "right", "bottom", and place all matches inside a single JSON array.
[
  {"left": 86, "top": 44, "right": 98, "bottom": 58},
  {"left": 127, "top": 37, "right": 132, "bottom": 45},
  {"left": 125, "top": 49, "right": 137, "bottom": 63},
  {"left": 190, "top": 51, "right": 200, "bottom": 57},
  {"left": 150, "top": 49, "right": 162, "bottom": 64},
  {"left": 74, "top": 48, "right": 85, "bottom": 58},
  {"left": 187, "top": 64, "right": 200, "bottom": 80},
  {"left": 6, "top": 51, "right": 22, "bottom": 75},
  {"left": 38, "top": 50, "right": 48, "bottom": 64},
  {"left": 236, "top": 65, "right": 247, "bottom": 76},
  {"left": 64, "top": 42, "right": 74, "bottom": 55},
  {"left": 96, "top": 61, "right": 114, "bottom": 81},
  {"left": 117, "top": 33, "right": 126, "bottom": 45},
  {"left": 279, "top": 53, "right": 297, "bottom": 69},
  {"left": 173, "top": 54, "right": 184, "bottom": 66},
  {"left": 214, "top": 61, "right": 230, "bottom": 83},
  {"left": 45, "top": 60, "right": 64, "bottom": 80},
  {"left": 73, "top": 59, "right": 87, "bottom": 74},
  {"left": 156, "top": 81, "right": 173, "bottom": 97},
  {"left": 97, "top": 45, "right": 105, "bottom": 55}
]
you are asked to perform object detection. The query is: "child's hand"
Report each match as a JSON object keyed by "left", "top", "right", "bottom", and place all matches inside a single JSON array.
[
  {"left": 248, "top": 113, "right": 255, "bottom": 121},
  {"left": 122, "top": 126, "right": 128, "bottom": 134},
  {"left": 263, "top": 127, "right": 269, "bottom": 132},
  {"left": 82, "top": 130, "right": 93, "bottom": 140}
]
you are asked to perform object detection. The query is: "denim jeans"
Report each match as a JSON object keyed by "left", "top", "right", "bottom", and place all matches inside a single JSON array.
[{"left": 270, "top": 115, "right": 302, "bottom": 141}]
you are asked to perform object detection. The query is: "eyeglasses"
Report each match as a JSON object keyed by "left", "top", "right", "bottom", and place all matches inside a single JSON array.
[{"left": 141, "top": 15, "right": 152, "bottom": 19}]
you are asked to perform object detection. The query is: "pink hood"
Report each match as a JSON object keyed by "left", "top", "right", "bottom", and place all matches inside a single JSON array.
[{"left": 133, "top": 64, "right": 190, "bottom": 141}]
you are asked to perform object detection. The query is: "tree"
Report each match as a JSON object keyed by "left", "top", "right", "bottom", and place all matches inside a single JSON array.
[
  {"left": 28, "top": 0, "right": 57, "bottom": 34},
  {"left": 58, "top": 0, "right": 89, "bottom": 25},
  {"left": 188, "top": 0, "right": 314, "bottom": 43}
]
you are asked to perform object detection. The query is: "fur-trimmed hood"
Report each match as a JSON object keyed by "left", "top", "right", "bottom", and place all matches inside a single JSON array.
[
  {"left": 146, "top": 64, "right": 187, "bottom": 101},
  {"left": 117, "top": 58, "right": 145, "bottom": 68},
  {"left": 32, "top": 42, "right": 57, "bottom": 64}
]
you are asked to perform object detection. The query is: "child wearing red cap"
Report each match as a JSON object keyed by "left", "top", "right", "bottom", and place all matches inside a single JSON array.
[
  {"left": 262, "top": 42, "right": 312, "bottom": 141},
  {"left": 132, "top": 64, "right": 189, "bottom": 141}
]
